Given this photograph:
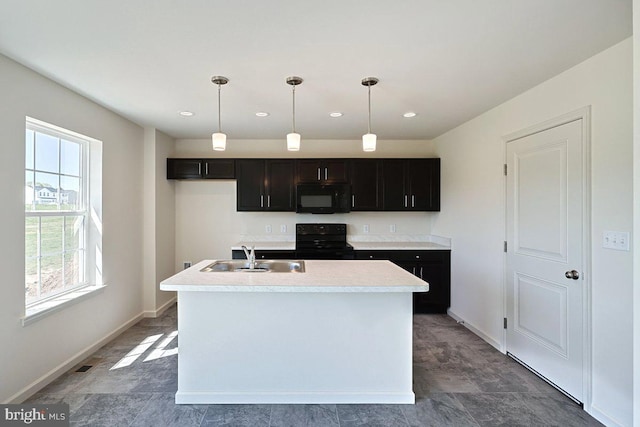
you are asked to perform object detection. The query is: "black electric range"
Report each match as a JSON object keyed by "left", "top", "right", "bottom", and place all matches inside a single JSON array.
[{"left": 295, "top": 223, "right": 354, "bottom": 260}]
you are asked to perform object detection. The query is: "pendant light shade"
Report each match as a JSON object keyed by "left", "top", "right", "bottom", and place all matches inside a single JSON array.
[
  {"left": 212, "top": 132, "right": 226, "bottom": 151},
  {"left": 286, "top": 76, "right": 303, "bottom": 151},
  {"left": 361, "top": 77, "right": 379, "bottom": 152},
  {"left": 287, "top": 132, "right": 301, "bottom": 151},
  {"left": 211, "top": 76, "right": 229, "bottom": 151},
  {"left": 362, "top": 133, "right": 377, "bottom": 152}
]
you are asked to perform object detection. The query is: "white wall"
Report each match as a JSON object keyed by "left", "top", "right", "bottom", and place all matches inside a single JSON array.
[
  {"left": 632, "top": 1, "right": 640, "bottom": 425},
  {"left": 143, "top": 129, "right": 176, "bottom": 314},
  {"left": 0, "top": 54, "right": 145, "bottom": 403},
  {"left": 173, "top": 139, "right": 436, "bottom": 270},
  {"left": 431, "top": 39, "right": 633, "bottom": 426}
]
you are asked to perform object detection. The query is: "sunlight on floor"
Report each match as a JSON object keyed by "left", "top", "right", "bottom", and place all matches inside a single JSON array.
[{"left": 110, "top": 330, "right": 178, "bottom": 370}]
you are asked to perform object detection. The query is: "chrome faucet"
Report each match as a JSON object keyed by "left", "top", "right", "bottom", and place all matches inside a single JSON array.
[{"left": 241, "top": 245, "right": 256, "bottom": 269}]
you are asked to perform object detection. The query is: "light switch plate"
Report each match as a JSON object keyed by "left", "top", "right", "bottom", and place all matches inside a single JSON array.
[
  {"left": 603, "top": 230, "right": 630, "bottom": 251},
  {"left": 363, "top": 224, "right": 370, "bottom": 233},
  {"left": 265, "top": 225, "right": 272, "bottom": 234},
  {"left": 280, "top": 224, "right": 287, "bottom": 233}
]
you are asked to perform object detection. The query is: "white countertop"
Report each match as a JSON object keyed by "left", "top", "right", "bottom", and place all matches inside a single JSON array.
[
  {"left": 231, "top": 234, "right": 451, "bottom": 251},
  {"left": 348, "top": 241, "right": 450, "bottom": 250},
  {"left": 160, "top": 259, "right": 429, "bottom": 293}
]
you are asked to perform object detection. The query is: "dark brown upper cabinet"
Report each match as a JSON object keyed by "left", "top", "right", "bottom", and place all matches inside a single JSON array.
[
  {"left": 236, "top": 159, "right": 295, "bottom": 211},
  {"left": 296, "top": 159, "right": 349, "bottom": 183},
  {"left": 382, "top": 159, "right": 440, "bottom": 211},
  {"left": 167, "top": 158, "right": 235, "bottom": 179},
  {"left": 349, "top": 159, "right": 382, "bottom": 211}
]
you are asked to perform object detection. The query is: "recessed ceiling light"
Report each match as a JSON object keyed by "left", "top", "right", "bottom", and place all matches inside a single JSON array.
[
  {"left": 329, "top": 112, "right": 343, "bottom": 118},
  {"left": 403, "top": 112, "right": 417, "bottom": 118},
  {"left": 179, "top": 111, "right": 194, "bottom": 117},
  {"left": 256, "top": 112, "right": 270, "bottom": 117}
]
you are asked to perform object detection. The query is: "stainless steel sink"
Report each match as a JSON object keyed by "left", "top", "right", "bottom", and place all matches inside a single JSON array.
[{"left": 200, "top": 259, "right": 306, "bottom": 273}]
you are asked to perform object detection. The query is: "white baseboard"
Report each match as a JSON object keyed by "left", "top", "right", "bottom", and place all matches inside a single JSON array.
[
  {"left": 142, "top": 296, "right": 177, "bottom": 318},
  {"left": 6, "top": 312, "right": 144, "bottom": 404},
  {"left": 175, "top": 391, "right": 416, "bottom": 404},
  {"left": 588, "top": 404, "right": 625, "bottom": 427},
  {"left": 447, "top": 308, "right": 503, "bottom": 352}
]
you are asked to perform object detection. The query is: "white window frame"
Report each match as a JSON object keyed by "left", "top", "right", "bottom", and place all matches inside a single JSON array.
[{"left": 24, "top": 117, "right": 104, "bottom": 324}]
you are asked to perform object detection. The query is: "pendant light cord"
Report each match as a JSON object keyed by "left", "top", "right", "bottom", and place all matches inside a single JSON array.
[
  {"left": 367, "top": 84, "right": 372, "bottom": 134},
  {"left": 217, "top": 83, "right": 222, "bottom": 133},
  {"left": 292, "top": 85, "right": 296, "bottom": 133}
]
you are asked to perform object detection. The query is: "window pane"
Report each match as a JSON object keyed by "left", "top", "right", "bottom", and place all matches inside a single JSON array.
[
  {"left": 40, "top": 254, "right": 64, "bottom": 297},
  {"left": 25, "top": 216, "right": 39, "bottom": 303},
  {"left": 25, "top": 170, "right": 36, "bottom": 211},
  {"left": 34, "top": 172, "right": 60, "bottom": 208},
  {"left": 41, "top": 216, "right": 63, "bottom": 256},
  {"left": 64, "top": 250, "right": 83, "bottom": 287},
  {"left": 64, "top": 216, "right": 84, "bottom": 252},
  {"left": 61, "top": 139, "right": 80, "bottom": 176},
  {"left": 60, "top": 176, "right": 81, "bottom": 209},
  {"left": 26, "top": 129, "right": 34, "bottom": 169},
  {"left": 35, "top": 132, "right": 59, "bottom": 173}
]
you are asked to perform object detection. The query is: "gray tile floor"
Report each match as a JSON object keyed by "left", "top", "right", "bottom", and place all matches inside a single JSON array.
[{"left": 26, "top": 304, "right": 603, "bottom": 426}]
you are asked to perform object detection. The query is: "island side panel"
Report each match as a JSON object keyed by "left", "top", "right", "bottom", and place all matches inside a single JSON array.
[{"left": 175, "top": 290, "right": 415, "bottom": 404}]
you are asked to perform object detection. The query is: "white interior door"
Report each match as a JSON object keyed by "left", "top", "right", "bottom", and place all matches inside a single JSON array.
[{"left": 505, "top": 118, "right": 584, "bottom": 402}]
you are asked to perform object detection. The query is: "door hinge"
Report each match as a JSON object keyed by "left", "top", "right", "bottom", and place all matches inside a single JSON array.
[
  {"left": 504, "top": 317, "right": 508, "bottom": 329},
  {"left": 504, "top": 241, "right": 507, "bottom": 252},
  {"left": 504, "top": 164, "right": 507, "bottom": 176}
]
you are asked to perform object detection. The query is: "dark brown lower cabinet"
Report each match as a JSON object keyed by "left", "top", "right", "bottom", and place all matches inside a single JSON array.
[
  {"left": 355, "top": 249, "right": 451, "bottom": 313},
  {"left": 232, "top": 250, "right": 296, "bottom": 260}
]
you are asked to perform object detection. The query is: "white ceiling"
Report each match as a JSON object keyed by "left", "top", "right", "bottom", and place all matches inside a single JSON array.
[{"left": 0, "top": 0, "right": 632, "bottom": 140}]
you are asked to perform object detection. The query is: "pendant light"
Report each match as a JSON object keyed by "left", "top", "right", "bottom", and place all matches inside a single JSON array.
[
  {"left": 286, "top": 76, "right": 303, "bottom": 151},
  {"left": 361, "top": 77, "right": 379, "bottom": 152},
  {"left": 211, "top": 76, "right": 229, "bottom": 151}
]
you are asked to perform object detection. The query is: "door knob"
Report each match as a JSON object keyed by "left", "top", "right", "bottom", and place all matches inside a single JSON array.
[{"left": 565, "top": 270, "right": 580, "bottom": 280}]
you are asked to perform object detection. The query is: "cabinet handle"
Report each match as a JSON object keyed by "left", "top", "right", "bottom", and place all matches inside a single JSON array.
[
  {"left": 260, "top": 195, "right": 264, "bottom": 208},
  {"left": 317, "top": 168, "right": 321, "bottom": 181},
  {"left": 352, "top": 194, "right": 355, "bottom": 208},
  {"left": 369, "top": 255, "right": 374, "bottom": 259},
  {"left": 404, "top": 195, "right": 408, "bottom": 208},
  {"left": 205, "top": 162, "right": 208, "bottom": 176},
  {"left": 412, "top": 195, "right": 415, "bottom": 208},
  {"left": 267, "top": 195, "right": 271, "bottom": 208},
  {"left": 198, "top": 163, "right": 202, "bottom": 175},
  {"left": 412, "top": 266, "right": 417, "bottom": 275},
  {"left": 419, "top": 266, "right": 423, "bottom": 279},
  {"left": 324, "top": 167, "right": 328, "bottom": 180}
]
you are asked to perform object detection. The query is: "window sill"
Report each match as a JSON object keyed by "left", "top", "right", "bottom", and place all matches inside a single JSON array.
[{"left": 22, "top": 284, "right": 106, "bottom": 326}]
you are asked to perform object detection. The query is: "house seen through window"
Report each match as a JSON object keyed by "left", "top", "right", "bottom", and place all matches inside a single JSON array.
[{"left": 25, "top": 119, "right": 90, "bottom": 306}]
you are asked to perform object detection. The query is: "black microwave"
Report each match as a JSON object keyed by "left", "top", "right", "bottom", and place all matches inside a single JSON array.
[{"left": 296, "top": 184, "right": 351, "bottom": 214}]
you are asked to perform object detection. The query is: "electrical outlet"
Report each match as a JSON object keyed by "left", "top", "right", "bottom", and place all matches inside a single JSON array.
[
  {"left": 183, "top": 261, "right": 192, "bottom": 270},
  {"left": 280, "top": 224, "right": 287, "bottom": 233},
  {"left": 390, "top": 224, "right": 396, "bottom": 233},
  {"left": 265, "top": 224, "right": 272, "bottom": 233},
  {"left": 363, "top": 224, "right": 370, "bottom": 233}
]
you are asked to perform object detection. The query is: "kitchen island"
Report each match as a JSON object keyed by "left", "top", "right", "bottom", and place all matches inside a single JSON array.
[{"left": 160, "top": 259, "right": 428, "bottom": 404}]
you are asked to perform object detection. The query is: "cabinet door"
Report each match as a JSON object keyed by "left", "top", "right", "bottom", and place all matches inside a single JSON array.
[
  {"left": 296, "top": 160, "right": 323, "bottom": 183},
  {"left": 296, "top": 159, "right": 348, "bottom": 183},
  {"left": 324, "top": 159, "right": 349, "bottom": 183},
  {"left": 382, "top": 159, "right": 407, "bottom": 210},
  {"left": 167, "top": 159, "right": 202, "bottom": 179},
  {"left": 414, "top": 251, "right": 451, "bottom": 313},
  {"left": 265, "top": 160, "right": 295, "bottom": 211},
  {"left": 406, "top": 159, "right": 429, "bottom": 210},
  {"left": 407, "top": 159, "right": 440, "bottom": 211},
  {"left": 236, "top": 160, "right": 266, "bottom": 211},
  {"left": 203, "top": 159, "right": 235, "bottom": 179},
  {"left": 350, "top": 159, "right": 381, "bottom": 210}
]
